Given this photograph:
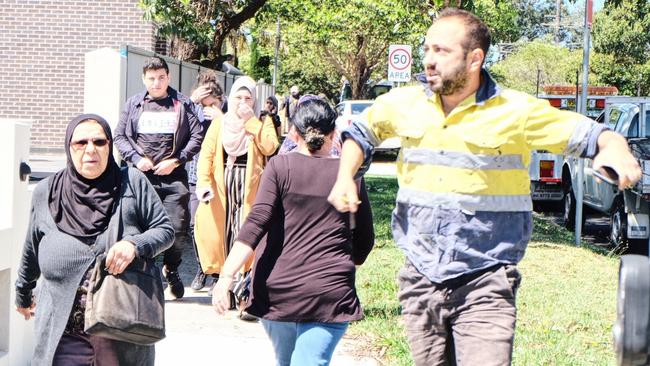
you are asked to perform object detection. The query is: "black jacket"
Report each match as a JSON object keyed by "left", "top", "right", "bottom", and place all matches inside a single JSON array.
[{"left": 114, "top": 87, "right": 202, "bottom": 166}]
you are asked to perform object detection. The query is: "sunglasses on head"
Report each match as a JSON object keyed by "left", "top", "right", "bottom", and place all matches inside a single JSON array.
[{"left": 71, "top": 138, "right": 109, "bottom": 150}]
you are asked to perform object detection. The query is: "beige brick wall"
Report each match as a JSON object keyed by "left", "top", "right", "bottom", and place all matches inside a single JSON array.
[{"left": 0, "top": 0, "right": 161, "bottom": 153}]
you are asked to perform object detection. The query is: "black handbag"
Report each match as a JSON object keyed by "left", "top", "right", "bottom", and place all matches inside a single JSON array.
[{"left": 84, "top": 168, "right": 166, "bottom": 345}]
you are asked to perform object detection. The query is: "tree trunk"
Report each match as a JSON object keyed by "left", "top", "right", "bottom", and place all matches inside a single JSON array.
[
  {"left": 210, "top": 0, "right": 268, "bottom": 58},
  {"left": 170, "top": 37, "right": 205, "bottom": 61}
]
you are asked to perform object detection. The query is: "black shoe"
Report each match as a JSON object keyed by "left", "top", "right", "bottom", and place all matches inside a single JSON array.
[
  {"left": 206, "top": 274, "right": 219, "bottom": 297},
  {"left": 164, "top": 268, "right": 185, "bottom": 299},
  {"left": 207, "top": 281, "right": 215, "bottom": 297},
  {"left": 190, "top": 270, "right": 207, "bottom": 291}
]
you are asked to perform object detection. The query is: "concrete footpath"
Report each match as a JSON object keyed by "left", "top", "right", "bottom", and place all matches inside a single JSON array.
[{"left": 157, "top": 248, "right": 379, "bottom": 366}]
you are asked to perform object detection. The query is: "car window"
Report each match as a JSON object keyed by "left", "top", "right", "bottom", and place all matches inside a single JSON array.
[
  {"left": 350, "top": 103, "right": 372, "bottom": 115},
  {"left": 609, "top": 108, "right": 622, "bottom": 130},
  {"left": 627, "top": 110, "right": 650, "bottom": 138},
  {"left": 615, "top": 109, "right": 633, "bottom": 135}
]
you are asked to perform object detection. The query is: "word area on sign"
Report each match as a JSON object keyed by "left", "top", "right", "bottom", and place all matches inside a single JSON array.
[{"left": 389, "top": 71, "right": 411, "bottom": 81}]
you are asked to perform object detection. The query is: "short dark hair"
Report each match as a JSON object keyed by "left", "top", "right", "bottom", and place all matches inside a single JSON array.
[
  {"left": 195, "top": 70, "right": 223, "bottom": 98},
  {"left": 142, "top": 56, "right": 169, "bottom": 75},
  {"left": 292, "top": 98, "right": 337, "bottom": 152},
  {"left": 437, "top": 8, "right": 491, "bottom": 61}
]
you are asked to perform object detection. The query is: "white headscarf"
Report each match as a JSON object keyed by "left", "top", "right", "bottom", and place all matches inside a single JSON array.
[{"left": 222, "top": 76, "right": 257, "bottom": 167}]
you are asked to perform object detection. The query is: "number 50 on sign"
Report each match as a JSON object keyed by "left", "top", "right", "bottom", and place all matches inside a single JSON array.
[{"left": 388, "top": 45, "right": 412, "bottom": 82}]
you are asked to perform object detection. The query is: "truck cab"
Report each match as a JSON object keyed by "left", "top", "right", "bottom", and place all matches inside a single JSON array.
[{"left": 531, "top": 94, "right": 608, "bottom": 206}]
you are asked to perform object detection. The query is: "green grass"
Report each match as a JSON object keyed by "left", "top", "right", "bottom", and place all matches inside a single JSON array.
[{"left": 350, "top": 176, "right": 620, "bottom": 365}]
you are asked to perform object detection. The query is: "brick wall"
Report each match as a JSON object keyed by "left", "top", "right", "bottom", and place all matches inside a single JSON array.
[{"left": 0, "top": 0, "right": 161, "bottom": 153}]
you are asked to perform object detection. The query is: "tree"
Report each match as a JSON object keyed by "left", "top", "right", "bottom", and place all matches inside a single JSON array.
[
  {"left": 591, "top": 54, "right": 650, "bottom": 96},
  {"left": 593, "top": 0, "right": 650, "bottom": 64},
  {"left": 510, "top": 0, "right": 582, "bottom": 44},
  {"left": 592, "top": 0, "right": 650, "bottom": 95},
  {"left": 489, "top": 39, "right": 586, "bottom": 94},
  {"left": 269, "top": 0, "right": 432, "bottom": 99},
  {"left": 473, "top": 0, "right": 520, "bottom": 43},
  {"left": 139, "top": 0, "right": 268, "bottom": 65},
  {"left": 241, "top": 26, "right": 274, "bottom": 83},
  {"left": 265, "top": 0, "right": 522, "bottom": 99}
]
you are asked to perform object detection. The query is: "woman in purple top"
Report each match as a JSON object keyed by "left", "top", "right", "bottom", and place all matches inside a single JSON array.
[
  {"left": 278, "top": 94, "right": 342, "bottom": 157},
  {"left": 212, "top": 98, "right": 374, "bottom": 366}
]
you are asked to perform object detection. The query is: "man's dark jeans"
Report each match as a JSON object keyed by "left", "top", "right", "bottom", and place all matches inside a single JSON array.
[{"left": 145, "top": 169, "right": 190, "bottom": 272}]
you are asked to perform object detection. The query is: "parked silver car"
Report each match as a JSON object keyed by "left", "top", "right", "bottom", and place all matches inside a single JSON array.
[
  {"left": 335, "top": 100, "right": 400, "bottom": 153},
  {"left": 563, "top": 98, "right": 650, "bottom": 252}
]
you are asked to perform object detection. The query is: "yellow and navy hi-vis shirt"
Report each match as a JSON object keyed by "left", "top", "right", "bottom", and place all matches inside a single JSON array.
[{"left": 343, "top": 70, "right": 607, "bottom": 283}]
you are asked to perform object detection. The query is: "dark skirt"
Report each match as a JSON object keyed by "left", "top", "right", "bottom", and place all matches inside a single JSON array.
[{"left": 53, "top": 332, "right": 154, "bottom": 366}]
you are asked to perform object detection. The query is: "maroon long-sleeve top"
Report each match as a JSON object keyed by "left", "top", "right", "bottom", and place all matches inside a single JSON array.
[{"left": 236, "top": 152, "right": 375, "bottom": 322}]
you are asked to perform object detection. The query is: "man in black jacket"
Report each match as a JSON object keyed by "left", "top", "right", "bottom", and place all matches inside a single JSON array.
[{"left": 114, "top": 56, "right": 202, "bottom": 299}]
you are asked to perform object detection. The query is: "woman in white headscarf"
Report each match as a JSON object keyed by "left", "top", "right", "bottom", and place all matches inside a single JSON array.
[{"left": 194, "top": 76, "right": 279, "bottom": 312}]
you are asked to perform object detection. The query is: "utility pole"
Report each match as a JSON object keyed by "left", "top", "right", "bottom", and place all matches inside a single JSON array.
[
  {"left": 272, "top": 15, "right": 280, "bottom": 88},
  {"left": 575, "top": 0, "right": 593, "bottom": 246},
  {"left": 555, "top": 0, "right": 562, "bottom": 43}
]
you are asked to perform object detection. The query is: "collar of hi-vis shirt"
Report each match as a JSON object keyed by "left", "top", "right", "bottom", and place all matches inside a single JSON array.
[{"left": 415, "top": 68, "right": 502, "bottom": 114}]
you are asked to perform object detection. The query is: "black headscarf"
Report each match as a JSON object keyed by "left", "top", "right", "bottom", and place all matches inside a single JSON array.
[
  {"left": 267, "top": 96, "right": 278, "bottom": 112},
  {"left": 48, "top": 114, "right": 121, "bottom": 239}
]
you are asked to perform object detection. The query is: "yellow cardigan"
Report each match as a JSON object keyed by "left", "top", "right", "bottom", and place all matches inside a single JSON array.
[{"left": 194, "top": 115, "right": 279, "bottom": 274}]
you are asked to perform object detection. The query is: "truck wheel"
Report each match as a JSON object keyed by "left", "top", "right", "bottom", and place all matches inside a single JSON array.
[
  {"left": 614, "top": 255, "right": 650, "bottom": 366},
  {"left": 563, "top": 186, "right": 578, "bottom": 231},
  {"left": 611, "top": 199, "right": 648, "bottom": 255}
]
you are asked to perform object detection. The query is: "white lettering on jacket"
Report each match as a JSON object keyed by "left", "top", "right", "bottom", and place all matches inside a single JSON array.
[{"left": 137, "top": 111, "right": 177, "bottom": 134}]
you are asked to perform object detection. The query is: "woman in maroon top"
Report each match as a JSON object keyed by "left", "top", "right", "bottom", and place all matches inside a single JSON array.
[{"left": 212, "top": 98, "right": 374, "bottom": 366}]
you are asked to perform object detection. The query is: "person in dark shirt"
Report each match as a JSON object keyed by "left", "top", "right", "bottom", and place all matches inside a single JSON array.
[
  {"left": 260, "top": 95, "right": 282, "bottom": 138},
  {"left": 212, "top": 98, "right": 374, "bottom": 366},
  {"left": 284, "top": 85, "right": 300, "bottom": 124},
  {"left": 114, "top": 56, "right": 203, "bottom": 299}
]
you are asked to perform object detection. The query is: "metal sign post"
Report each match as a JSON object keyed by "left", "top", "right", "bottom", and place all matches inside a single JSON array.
[{"left": 576, "top": 0, "right": 593, "bottom": 246}]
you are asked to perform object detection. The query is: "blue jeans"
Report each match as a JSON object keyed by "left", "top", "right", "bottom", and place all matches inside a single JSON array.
[{"left": 261, "top": 319, "right": 349, "bottom": 366}]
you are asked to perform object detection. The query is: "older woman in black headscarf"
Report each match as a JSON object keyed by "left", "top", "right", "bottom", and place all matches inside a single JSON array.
[{"left": 15, "top": 114, "right": 174, "bottom": 365}]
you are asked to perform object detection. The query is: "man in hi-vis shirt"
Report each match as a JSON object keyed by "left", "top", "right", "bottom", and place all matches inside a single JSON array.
[
  {"left": 115, "top": 56, "right": 202, "bottom": 299},
  {"left": 328, "top": 9, "right": 641, "bottom": 365}
]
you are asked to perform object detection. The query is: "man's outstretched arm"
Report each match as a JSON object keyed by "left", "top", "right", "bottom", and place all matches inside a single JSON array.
[{"left": 328, "top": 139, "right": 364, "bottom": 213}]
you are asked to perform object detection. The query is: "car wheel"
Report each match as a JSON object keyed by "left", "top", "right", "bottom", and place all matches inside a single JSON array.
[
  {"left": 611, "top": 199, "right": 648, "bottom": 255},
  {"left": 563, "top": 185, "right": 577, "bottom": 231}
]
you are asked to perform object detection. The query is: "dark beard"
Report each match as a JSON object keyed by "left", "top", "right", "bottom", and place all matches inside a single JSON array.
[{"left": 432, "top": 64, "right": 468, "bottom": 95}]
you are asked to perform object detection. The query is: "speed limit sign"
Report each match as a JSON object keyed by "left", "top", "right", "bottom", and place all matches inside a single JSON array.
[{"left": 388, "top": 45, "right": 412, "bottom": 82}]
